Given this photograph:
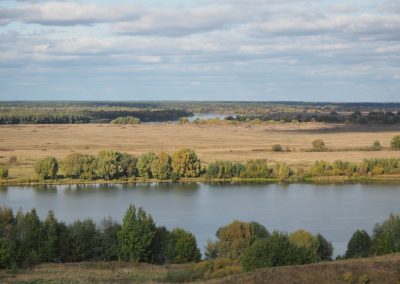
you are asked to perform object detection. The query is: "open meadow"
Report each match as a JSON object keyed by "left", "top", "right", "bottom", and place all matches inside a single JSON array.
[{"left": 1, "top": 122, "right": 400, "bottom": 179}]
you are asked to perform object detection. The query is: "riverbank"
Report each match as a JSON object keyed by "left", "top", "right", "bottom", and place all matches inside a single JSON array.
[{"left": 2, "top": 174, "right": 400, "bottom": 186}]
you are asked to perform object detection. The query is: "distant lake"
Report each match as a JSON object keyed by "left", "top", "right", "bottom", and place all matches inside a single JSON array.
[{"left": 1, "top": 183, "right": 399, "bottom": 256}]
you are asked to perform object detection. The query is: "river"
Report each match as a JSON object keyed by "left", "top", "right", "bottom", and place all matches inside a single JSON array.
[{"left": 1, "top": 183, "right": 399, "bottom": 256}]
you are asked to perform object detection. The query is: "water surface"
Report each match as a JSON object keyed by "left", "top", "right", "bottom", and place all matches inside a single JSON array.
[{"left": 1, "top": 183, "right": 399, "bottom": 256}]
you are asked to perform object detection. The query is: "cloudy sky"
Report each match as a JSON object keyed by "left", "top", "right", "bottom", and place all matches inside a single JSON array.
[{"left": 0, "top": 0, "right": 399, "bottom": 101}]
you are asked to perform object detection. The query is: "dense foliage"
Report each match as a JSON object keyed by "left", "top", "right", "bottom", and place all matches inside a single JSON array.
[
  {"left": 110, "top": 116, "right": 141, "bottom": 124},
  {"left": 345, "top": 230, "right": 371, "bottom": 258},
  {"left": 34, "top": 157, "right": 59, "bottom": 180},
  {"left": 0, "top": 205, "right": 200, "bottom": 268}
]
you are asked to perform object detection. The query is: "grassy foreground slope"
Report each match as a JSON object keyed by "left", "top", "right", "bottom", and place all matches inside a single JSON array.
[
  {"left": 1, "top": 254, "right": 400, "bottom": 284},
  {"left": 212, "top": 253, "right": 400, "bottom": 284}
]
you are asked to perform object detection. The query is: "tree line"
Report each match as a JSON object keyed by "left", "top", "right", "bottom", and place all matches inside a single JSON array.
[
  {"left": 0, "top": 204, "right": 200, "bottom": 268},
  {"left": 0, "top": 108, "right": 192, "bottom": 124},
  {"left": 1, "top": 146, "right": 399, "bottom": 182},
  {"left": 227, "top": 110, "right": 400, "bottom": 124}
]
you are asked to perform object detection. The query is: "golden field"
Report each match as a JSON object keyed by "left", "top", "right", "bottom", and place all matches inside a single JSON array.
[{"left": 1, "top": 123, "right": 400, "bottom": 179}]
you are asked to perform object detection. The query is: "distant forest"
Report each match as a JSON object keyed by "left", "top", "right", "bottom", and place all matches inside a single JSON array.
[{"left": 1, "top": 101, "right": 400, "bottom": 124}]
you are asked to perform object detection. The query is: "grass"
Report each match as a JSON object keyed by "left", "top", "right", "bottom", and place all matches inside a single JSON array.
[
  {"left": 1, "top": 123, "right": 400, "bottom": 180},
  {"left": 1, "top": 254, "right": 400, "bottom": 283}
]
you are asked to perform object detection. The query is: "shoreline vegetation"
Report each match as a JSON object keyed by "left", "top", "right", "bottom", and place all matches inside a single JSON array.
[{"left": 2, "top": 141, "right": 400, "bottom": 185}]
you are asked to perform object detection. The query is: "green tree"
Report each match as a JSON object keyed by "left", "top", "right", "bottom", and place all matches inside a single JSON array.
[
  {"left": 0, "top": 207, "right": 15, "bottom": 268},
  {"left": 41, "top": 211, "right": 61, "bottom": 262},
  {"left": 206, "top": 221, "right": 269, "bottom": 259},
  {"left": 96, "top": 150, "right": 124, "bottom": 179},
  {"left": 62, "top": 153, "right": 96, "bottom": 179},
  {"left": 151, "top": 152, "right": 172, "bottom": 180},
  {"left": 151, "top": 226, "right": 170, "bottom": 264},
  {"left": 137, "top": 152, "right": 157, "bottom": 178},
  {"left": 372, "top": 141, "right": 383, "bottom": 151},
  {"left": 120, "top": 153, "right": 138, "bottom": 178},
  {"left": 390, "top": 135, "right": 400, "bottom": 150},
  {"left": 240, "top": 231, "right": 310, "bottom": 272},
  {"left": 171, "top": 149, "right": 202, "bottom": 178},
  {"left": 345, "top": 230, "right": 371, "bottom": 259},
  {"left": 165, "top": 228, "right": 201, "bottom": 264},
  {"left": 371, "top": 214, "right": 400, "bottom": 255},
  {"left": 14, "top": 209, "right": 43, "bottom": 265},
  {"left": 315, "top": 233, "right": 333, "bottom": 261},
  {"left": 34, "top": 157, "right": 59, "bottom": 180},
  {"left": 117, "top": 205, "right": 157, "bottom": 262},
  {"left": 99, "top": 217, "right": 121, "bottom": 261}
]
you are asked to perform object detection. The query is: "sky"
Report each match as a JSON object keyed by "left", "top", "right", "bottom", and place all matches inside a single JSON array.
[{"left": 0, "top": 0, "right": 399, "bottom": 102}]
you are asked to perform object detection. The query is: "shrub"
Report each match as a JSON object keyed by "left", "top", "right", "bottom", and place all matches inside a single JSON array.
[
  {"left": 345, "top": 230, "right": 371, "bottom": 259},
  {"left": 371, "top": 141, "right": 382, "bottom": 151},
  {"left": 172, "top": 149, "right": 202, "bottom": 178},
  {"left": 179, "top": 117, "right": 190, "bottom": 124},
  {"left": 8, "top": 156, "right": 17, "bottom": 163},
  {"left": 358, "top": 274, "right": 370, "bottom": 284},
  {"left": 391, "top": 135, "right": 400, "bottom": 150},
  {"left": 277, "top": 163, "right": 293, "bottom": 181},
  {"left": 312, "top": 139, "right": 326, "bottom": 151},
  {"left": 166, "top": 228, "right": 201, "bottom": 264},
  {"left": 240, "top": 231, "right": 310, "bottom": 272},
  {"left": 110, "top": 116, "right": 141, "bottom": 125},
  {"left": 151, "top": 152, "right": 172, "bottom": 180},
  {"left": 206, "top": 221, "right": 269, "bottom": 259},
  {"left": 34, "top": 157, "right": 58, "bottom": 180},
  {"left": 241, "top": 159, "right": 271, "bottom": 178},
  {"left": 0, "top": 167, "right": 8, "bottom": 179},
  {"left": 342, "top": 271, "right": 354, "bottom": 283},
  {"left": 137, "top": 152, "right": 157, "bottom": 178},
  {"left": 206, "top": 161, "right": 245, "bottom": 179},
  {"left": 62, "top": 153, "right": 96, "bottom": 179},
  {"left": 271, "top": 144, "right": 283, "bottom": 152}
]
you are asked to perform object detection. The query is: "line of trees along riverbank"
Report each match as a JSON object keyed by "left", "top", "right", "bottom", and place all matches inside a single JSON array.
[
  {"left": 1, "top": 205, "right": 400, "bottom": 282},
  {"left": 7, "top": 148, "right": 400, "bottom": 183}
]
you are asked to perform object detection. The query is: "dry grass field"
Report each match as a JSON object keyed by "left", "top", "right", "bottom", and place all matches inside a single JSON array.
[
  {"left": 1, "top": 254, "right": 400, "bottom": 283},
  {"left": 1, "top": 123, "right": 400, "bottom": 179}
]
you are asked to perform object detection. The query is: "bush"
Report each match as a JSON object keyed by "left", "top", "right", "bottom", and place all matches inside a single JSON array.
[
  {"left": 240, "top": 231, "right": 311, "bottom": 272},
  {"left": 0, "top": 167, "right": 8, "bottom": 179},
  {"left": 312, "top": 139, "right": 326, "bottom": 151},
  {"left": 241, "top": 159, "right": 272, "bottom": 178},
  {"left": 151, "top": 152, "right": 172, "bottom": 180},
  {"left": 172, "top": 149, "right": 202, "bottom": 178},
  {"left": 137, "top": 152, "right": 157, "bottom": 178},
  {"left": 391, "top": 135, "right": 400, "bottom": 150},
  {"left": 371, "top": 141, "right": 382, "bottom": 151},
  {"left": 271, "top": 144, "right": 283, "bottom": 152},
  {"left": 345, "top": 230, "right": 371, "bottom": 259},
  {"left": 166, "top": 228, "right": 201, "bottom": 264},
  {"left": 8, "top": 156, "right": 17, "bottom": 163},
  {"left": 179, "top": 117, "right": 190, "bottom": 124},
  {"left": 62, "top": 153, "right": 96, "bottom": 179},
  {"left": 206, "top": 221, "right": 269, "bottom": 259},
  {"left": 206, "top": 161, "right": 245, "bottom": 179},
  {"left": 110, "top": 116, "right": 141, "bottom": 125},
  {"left": 34, "top": 157, "right": 59, "bottom": 180}
]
